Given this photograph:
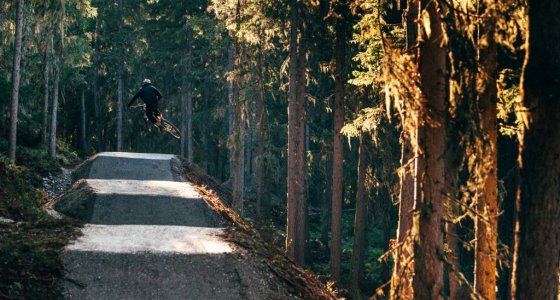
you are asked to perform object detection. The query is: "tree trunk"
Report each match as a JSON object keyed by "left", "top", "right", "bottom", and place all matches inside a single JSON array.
[
  {"left": 411, "top": 0, "right": 446, "bottom": 298},
  {"left": 296, "top": 18, "right": 307, "bottom": 265},
  {"left": 391, "top": 138, "right": 415, "bottom": 299},
  {"left": 92, "top": 16, "right": 103, "bottom": 152},
  {"left": 187, "top": 30, "right": 194, "bottom": 162},
  {"left": 181, "top": 81, "right": 187, "bottom": 158},
  {"left": 42, "top": 34, "right": 52, "bottom": 146},
  {"left": 231, "top": 0, "right": 245, "bottom": 213},
  {"left": 117, "top": 69, "right": 123, "bottom": 151},
  {"left": 445, "top": 120, "right": 464, "bottom": 297},
  {"left": 286, "top": 0, "right": 299, "bottom": 262},
  {"left": 474, "top": 1, "right": 498, "bottom": 299},
  {"left": 511, "top": 0, "right": 560, "bottom": 298},
  {"left": 494, "top": 135, "right": 516, "bottom": 299},
  {"left": 255, "top": 47, "right": 266, "bottom": 220},
  {"left": 351, "top": 134, "right": 368, "bottom": 298},
  {"left": 391, "top": 2, "right": 417, "bottom": 297},
  {"left": 447, "top": 221, "right": 470, "bottom": 299},
  {"left": 187, "top": 59, "right": 193, "bottom": 163},
  {"left": 405, "top": 0, "right": 418, "bottom": 52},
  {"left": 286, "top": 0, "right": 306, "bottom": 265},
  {"left": 330, "top": 1, "right": 348, "bottom": 281},
  {"left": 61, "top": 89, "right": 66, "bottom": 140},
  {"left": 232, "top": 89, "right": 245, "bottom": 212},
  {"left": 321, "top": 153, "right": 332, "bottom": 247},
  {"left": 227, "top": 44, "right": 235, "bottom": 180},
  {"left": 116, "top": 0, "right": 125, "bottom": 152},
  {"left": 81, "top": 88, "right": 88, "bottom": 152},
  {"left": 245, "top": 121, "right": 253, "bottom": 188},
  {"left": 8, "top": 0, "right": 25, "bottom": 162},
  {"left": 181, "top": 31, "right": 193, "bottom": 163},
  {"left": 49, "top": 56, "right": 60, "bottom": 159}
]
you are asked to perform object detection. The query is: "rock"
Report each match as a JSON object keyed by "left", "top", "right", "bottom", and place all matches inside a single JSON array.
[{"left": 42, "top": 167, "right": 73, "bottom": 200}]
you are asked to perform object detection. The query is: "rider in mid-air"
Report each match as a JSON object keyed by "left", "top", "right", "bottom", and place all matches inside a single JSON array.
[{"left": 128, "top": 78, "right": 163, "bottom": 131}]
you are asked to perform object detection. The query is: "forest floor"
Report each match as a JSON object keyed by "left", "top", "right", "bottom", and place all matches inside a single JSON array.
[{"left": 0, "top": 142, "right": 82, "bottom": 299}]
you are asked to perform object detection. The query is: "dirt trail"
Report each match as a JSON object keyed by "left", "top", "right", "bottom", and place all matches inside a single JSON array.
[{"left": 54, "top": 152, "right": 300, "bottom": 300}]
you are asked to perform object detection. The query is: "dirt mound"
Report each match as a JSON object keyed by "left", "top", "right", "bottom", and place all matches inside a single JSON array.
[{"left": 183, "top": 163, "right": 339, "bottom": 300}]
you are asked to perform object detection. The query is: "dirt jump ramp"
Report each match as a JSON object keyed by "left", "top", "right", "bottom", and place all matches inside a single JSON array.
[
  {"left": 71, "top": 152, "right": 185, "bottom": 182},
  {"left": 55, "top": 152, "right": 299, "bottom": 300}
]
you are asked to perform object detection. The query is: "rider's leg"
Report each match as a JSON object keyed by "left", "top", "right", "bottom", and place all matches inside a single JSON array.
[
  {"left": 146, "top": 109, "right": 163, "bottom": 132},
  {"left": 143, "top": 115, "right": 150, "bottom": 131},
  {"left": 154, "top": 109, "right": 164, "bottom": 132}
]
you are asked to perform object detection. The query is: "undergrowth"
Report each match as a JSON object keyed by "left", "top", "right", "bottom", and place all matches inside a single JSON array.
[
  {"left": 0, "top": 217, "right": 80, "bottom": 299},
  {"left": 0, "top": 138, "right": 80, "bottom": 177},
  {"left": 0, "top": 140, "right": 81, "bottom": 299}
]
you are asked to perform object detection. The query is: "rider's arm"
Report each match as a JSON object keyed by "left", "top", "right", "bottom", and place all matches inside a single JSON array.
[
  {"left": 128, "top": 90, "right": 141, "bottom": 107},
  {"left": 153, "top": 87, "right": 162, "bottom": 101}
]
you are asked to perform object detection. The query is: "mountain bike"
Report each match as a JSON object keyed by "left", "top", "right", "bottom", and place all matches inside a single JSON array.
[{"left": 129, "top": 104, "right": 181, "bottom": 140}]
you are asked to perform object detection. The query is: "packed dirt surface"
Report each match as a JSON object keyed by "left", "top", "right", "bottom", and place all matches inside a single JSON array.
[{"left": 54, "top": 152, "right": 303, "bottom": 300}]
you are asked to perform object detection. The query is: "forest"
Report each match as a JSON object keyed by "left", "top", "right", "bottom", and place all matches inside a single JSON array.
[{"left": 1, "top": 0, "right": 559, "bottom": 299}]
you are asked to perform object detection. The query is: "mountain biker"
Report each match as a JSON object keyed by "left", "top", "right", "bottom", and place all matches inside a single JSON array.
[{"left": 127, "top": 78, "right": 163, "bottom": 132}]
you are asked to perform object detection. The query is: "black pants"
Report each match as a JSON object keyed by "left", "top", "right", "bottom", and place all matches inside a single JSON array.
[{"left": 145, "top": 107, "right": 162, "bottom": 125}]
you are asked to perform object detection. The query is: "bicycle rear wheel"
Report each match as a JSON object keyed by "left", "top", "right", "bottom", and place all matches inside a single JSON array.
[{"left": 161, "top": 119, "right": 181, "bottom": 140}]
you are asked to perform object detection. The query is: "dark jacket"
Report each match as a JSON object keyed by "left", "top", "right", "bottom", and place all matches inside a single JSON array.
[{"left": 128, "top": 83, "right": 162, "bottom": 110}]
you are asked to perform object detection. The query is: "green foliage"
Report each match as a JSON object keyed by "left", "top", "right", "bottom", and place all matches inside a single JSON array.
[
  {"left": 0, "top": 137, "right": 80, "bottom": 220},
  {"left": 350, "top": 2, "right": 384, "bottom": 88},
  {"left": 0, "top": 144, "right": 81, "bottom": 299},
  {"left": 54, "top": 140, "right": 81, "bottom": 166},
  {"left": 341, "top": 105, "right": 385, "bottom": 141},
  {"left": 0, "top": 162, "right": 46, "bottom": 221},
  {"left": 0, "top": 138, "right": 79, "bottom": 177},
  {"left": 16, "top": 147, "right": 60, "bottom": 177}
]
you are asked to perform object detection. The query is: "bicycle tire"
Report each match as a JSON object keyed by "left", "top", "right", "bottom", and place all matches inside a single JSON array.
[{"left": 161, "top": 119, "right": 182, "bottom": 140}]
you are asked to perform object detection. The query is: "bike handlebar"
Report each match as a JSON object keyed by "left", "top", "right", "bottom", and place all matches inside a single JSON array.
[{"left": 128, "top": 104, "right": 146, "bottom": 112}]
